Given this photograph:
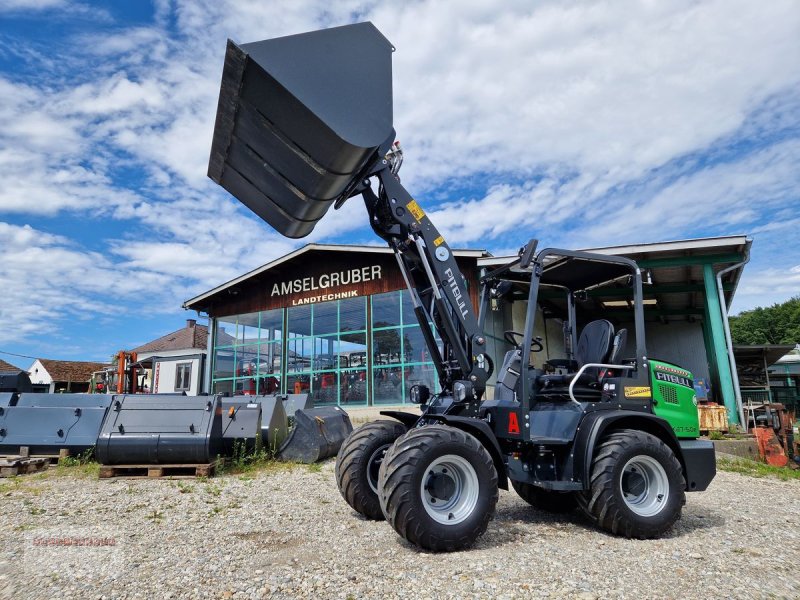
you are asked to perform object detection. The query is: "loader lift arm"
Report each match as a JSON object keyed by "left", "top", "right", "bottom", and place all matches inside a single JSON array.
[{"left": 350, "top": 158, "right": 490, "bottom": 415}]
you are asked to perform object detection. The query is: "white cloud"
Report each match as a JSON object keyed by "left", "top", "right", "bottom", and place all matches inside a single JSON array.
[{"left": 0, "top": 0, "right": 799, "bottom": 350}]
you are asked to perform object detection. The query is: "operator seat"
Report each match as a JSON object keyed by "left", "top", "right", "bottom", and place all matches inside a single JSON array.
[
  {"left": 494, "top": 348, "right": 523, "bottom": 401},
  {"left": 538, "top": 319, "right": 615, "bottom": 390}
]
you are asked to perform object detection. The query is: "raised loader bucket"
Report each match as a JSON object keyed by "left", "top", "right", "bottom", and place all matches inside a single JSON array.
[
  {"left": 277, "top": 406, "right": 353, "bottom": 463},
  {"left": 208, "top": 22, "right": 395, "bottom": 238}
]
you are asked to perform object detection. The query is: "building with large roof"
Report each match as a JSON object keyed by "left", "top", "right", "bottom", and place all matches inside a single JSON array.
[{"left": 184, "top": 236, "right": 751, "bottom": 424}]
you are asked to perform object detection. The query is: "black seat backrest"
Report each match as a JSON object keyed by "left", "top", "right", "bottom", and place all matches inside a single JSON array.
[
  {"left": 608, "top": 328, "right": 628, "bottom": 364},
  {"left": 575, "top": 320, "right": 615, "bottom": 369},
  {"left": 495, "top": 349, "right": 521, "bottom": 401}
]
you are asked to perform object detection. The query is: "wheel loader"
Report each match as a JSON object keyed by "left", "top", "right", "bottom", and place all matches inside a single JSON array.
[{"left": 206, "top": 21, "right": 716, "bottom": 551}]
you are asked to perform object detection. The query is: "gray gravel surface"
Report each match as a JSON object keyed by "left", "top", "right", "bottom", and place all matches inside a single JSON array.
[{"left": 0, "top": 462, "right": 798, "bottom": 599}]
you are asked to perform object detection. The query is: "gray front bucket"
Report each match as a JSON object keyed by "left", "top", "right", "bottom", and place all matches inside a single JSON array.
[
  {"left": 221, "top": 398, "right": 262, "bottom": 453},
  {"left": 208, "top": 22, "right": 395, "bottom": 238},
  {"left": 0, "top": 394, "right": 112, "bottom": 455},
  {"left": 96, "top": 394, "right": 223, "bottom": 465},
  {"left": 258, "top": 395, "right": 289, "bottom": 452},
  {"left": 277, "top": 406, "right": 353, "bottom": 463}
]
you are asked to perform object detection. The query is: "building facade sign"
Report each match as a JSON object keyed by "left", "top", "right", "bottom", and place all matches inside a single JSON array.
[
  {"left": 270, "top": 265, "right": 382, "bottom": 297},
  {"left": 269, "top": 265, "right": 383, "bottom": 306}
]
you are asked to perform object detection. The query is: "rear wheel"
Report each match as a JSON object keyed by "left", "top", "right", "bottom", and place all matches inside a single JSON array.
[
  {"left": 335, "top": 420, "right": 407, "bottom": 520},
  {"left": 511, "top": 481, "right": 578, "bottom": 513},
  {"left": 378, "top": 425, "right": 498, "bottom": 552},
  {"left": 577, "top": 429, "right": 685, "bottom": 538}
]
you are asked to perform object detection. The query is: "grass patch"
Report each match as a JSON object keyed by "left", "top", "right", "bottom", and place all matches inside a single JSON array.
[
  {"left": 717, "top": 457, "right": 800, "bottom": 481},
  {"left": 218, "top": 441, "right": 297, "bottom": 477},
  {"left": 54, "top": 448, "right": 100, "bottom": 478}
]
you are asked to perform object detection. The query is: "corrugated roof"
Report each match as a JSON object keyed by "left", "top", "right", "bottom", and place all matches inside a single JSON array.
[
  {"left": 132, "top": 320, "right": 209, "bottom": 354},
  {"left": 37, "top": 359, "right": 109, "bottom": 382}
]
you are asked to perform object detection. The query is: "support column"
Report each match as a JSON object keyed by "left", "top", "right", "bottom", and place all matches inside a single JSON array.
[
  {"left": 203, "top": 317, "right": 215, "bottom": 394},
  {"left": 703, "top": 264, "right": 739, "bottom": 425}
]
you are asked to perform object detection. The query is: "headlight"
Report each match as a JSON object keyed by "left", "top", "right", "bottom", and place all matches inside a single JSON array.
[{"left": 453, "top": 381, "right": 467, "bottom": 402}]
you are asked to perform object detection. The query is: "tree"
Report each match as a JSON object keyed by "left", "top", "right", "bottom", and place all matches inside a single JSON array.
[{"left": 729, "top": 296, "right": 800, "bottom": 345}]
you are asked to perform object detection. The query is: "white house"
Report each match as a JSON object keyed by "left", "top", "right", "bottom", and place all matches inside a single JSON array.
[{"left": 132, "top": 319, "right": 209, "bottom": 395}]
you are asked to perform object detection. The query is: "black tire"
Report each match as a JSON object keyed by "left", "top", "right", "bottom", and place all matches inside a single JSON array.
[
  {"left": 335, "top": 420, "right": 407, "bottom": 520},
  {"left": 511, "top": 480, "right": 578, "bottom": 513},
  {"left": 378, "top": 425, "right": 498, "bottom": 552},
  {"left": 577, "top": 429, "right": 685, "bottom": 539}
]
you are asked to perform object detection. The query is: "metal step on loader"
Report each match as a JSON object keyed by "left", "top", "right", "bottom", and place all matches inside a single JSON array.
[{"left": 207, "top": 22, "right": 716, "bottom": 551}]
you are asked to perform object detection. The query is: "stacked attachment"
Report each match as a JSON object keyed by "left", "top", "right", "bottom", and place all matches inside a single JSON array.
[
  {"left": 96, "top": 394, "right": 223, "bottom": 465},
  {"left": 221, "top": 397, "right": 263, "bottom": 453},
  {"left": 208, "top": 22, "right": 395, "bottom": 238},
  {"left": 0, "top": 393, "right": 112, "bottom": 455},
  {"left": 278, "top": 406, "right": 353, "bottom": 463}
]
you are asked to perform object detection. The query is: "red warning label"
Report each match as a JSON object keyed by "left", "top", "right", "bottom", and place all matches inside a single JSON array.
[{"left": 508, "top": 412, "right": 520, "bottom": 435}]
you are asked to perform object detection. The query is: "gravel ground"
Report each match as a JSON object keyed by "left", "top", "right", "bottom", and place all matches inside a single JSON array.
[{"left": 0, "top": 461, "right": 798, "bottom": 600}]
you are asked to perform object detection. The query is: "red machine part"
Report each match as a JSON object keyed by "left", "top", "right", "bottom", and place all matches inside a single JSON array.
[{"left": 754, "top": 427, "right": 788, "bottom": 467}]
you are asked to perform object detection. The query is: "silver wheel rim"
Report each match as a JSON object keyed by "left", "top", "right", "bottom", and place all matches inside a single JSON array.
[
  {"left": 620, "top": 455, "right": 669, "bottom": 517},
  {"left": 366, "top": 444, "right": 390, "bottom": 495},
  {"left": 420, "top": 454, "right": 479, "bottom": 525}
]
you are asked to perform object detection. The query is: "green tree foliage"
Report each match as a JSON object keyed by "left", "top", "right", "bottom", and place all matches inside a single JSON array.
[{"left": 729, "top": 296, "right": 800, "bottom": 345}]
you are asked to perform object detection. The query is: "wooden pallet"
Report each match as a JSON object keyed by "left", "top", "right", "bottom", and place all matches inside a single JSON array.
[
  {"left": 98, "top": 459, "right": 224, "bottom": 480},
  {"left": 0, "top": 456, "right": 50, "bottom": 477},
  {"left": 0, "top": 447, "right": 71, "bottom": 465}
]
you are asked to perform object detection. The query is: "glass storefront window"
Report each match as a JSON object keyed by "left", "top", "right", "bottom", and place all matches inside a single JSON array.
[
  {"left": 212, "top": 309, "right": 283, "bottom": 396},
  {"left": 285, "top": 297, "right": 368, "bottom": 405},
  {"left": 211, "top": 290, "right": 439, "bottom": 405},
  {"left": 371, "top": 290, "right": 440, "bottom": 405}
]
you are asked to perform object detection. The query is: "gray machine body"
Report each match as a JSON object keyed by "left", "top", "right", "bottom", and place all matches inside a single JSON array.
[
  {"left": 278, "top": 406, "right": 353, "bottom": 463},
  {"left": 96, "top": 394, "right": 223, "bottom": 465},
  {"left": 207, "top": 22, "right": 394, "bottom": 238},
  {"left": 0, "top": 393, "right": 112, "bottom": 455}
]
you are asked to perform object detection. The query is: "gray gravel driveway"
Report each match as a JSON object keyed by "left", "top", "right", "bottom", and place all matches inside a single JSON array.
[{"left": 0, "top": 461, "right": 798, "bottom": 599}]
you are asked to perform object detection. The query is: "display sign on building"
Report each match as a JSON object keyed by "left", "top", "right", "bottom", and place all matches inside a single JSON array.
[{"left": 270, "top": 265, "right": 383, "bottom": 306}]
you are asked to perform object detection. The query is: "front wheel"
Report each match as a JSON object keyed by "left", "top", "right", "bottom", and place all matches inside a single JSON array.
[
  {"left": 577, "top": 429, "right": 685, "bottom": 538},
  {"left": 378, "top": 425, "right": 498, "bottom": 552},
  {"left": 335, "top": 420, "right": 407, "bottom": 520}
]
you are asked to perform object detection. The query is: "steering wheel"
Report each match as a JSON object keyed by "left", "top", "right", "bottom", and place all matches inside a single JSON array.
[{"left": 504, "top": 330, "right": 544, "bottom": 352}]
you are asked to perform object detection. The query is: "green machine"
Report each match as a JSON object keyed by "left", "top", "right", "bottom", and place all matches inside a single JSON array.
[{"left": 649, "top": 360, "right": 700, "bottom": 438}]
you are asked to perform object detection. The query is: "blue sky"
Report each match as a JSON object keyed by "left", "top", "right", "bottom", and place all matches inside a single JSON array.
[{"left": 0, "top": 0, "right": 798, "bottom": 369}]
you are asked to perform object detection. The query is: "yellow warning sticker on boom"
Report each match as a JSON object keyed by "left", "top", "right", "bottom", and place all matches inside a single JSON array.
[
  {"left": 433, "top": 236, "right": 445, "bottom": 247},
  {"left": 406, "top": 200, "right": 425, "bottom": 221},
  {"left": 624, "top": 386, "right": 652, "bottom": 398}
]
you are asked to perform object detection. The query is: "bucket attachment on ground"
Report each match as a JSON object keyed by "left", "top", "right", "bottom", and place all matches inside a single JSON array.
[
  {"left": 222, "top": 398, "right": 262, "bottom": 453},
  {"left": 0, "top": 393, "right": 112, "bottom": 455},
  {"left": 96, "top": 394, "right": 223, "bottom": 465},
  {"left": 281, "top": 393, "right": 312, "bottom": 416},
  {"left": 0, "top": 370, "right": 32, "bottom": 393},
  {"left": 277, "top": 406, "right": 353, "bottom": 463},
  {"left": 207, "top": 22, "right": 395, "bottom": 238},
  {"left": 256, "top": 394, "right": 289, "bottom": 452}
]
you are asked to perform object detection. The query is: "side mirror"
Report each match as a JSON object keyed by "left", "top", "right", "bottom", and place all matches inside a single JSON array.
[{"left": 409, "top": 384, "right": 430, "bottom": 404}]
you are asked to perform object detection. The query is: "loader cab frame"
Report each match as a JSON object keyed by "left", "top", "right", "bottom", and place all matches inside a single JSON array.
[{"left": 480, "top": 245, "right": 651, "bottom": 417}]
